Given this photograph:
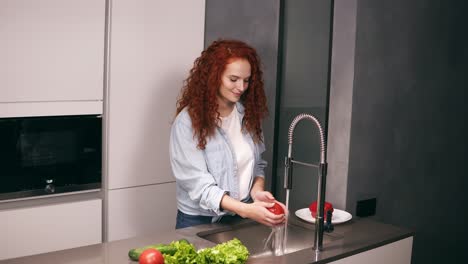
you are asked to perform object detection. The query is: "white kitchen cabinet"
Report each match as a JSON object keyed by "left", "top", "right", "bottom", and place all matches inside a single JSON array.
[
  {"left": 0, "top": 101, "right": 103, "bottom": 118},
  {"left": 0, "top": 0, "right": 105, "bottom": 115},
  {"left": 106, "top": 0, "right": 205, "bottom": 189},
  {"left": 330, "top": 237, "right": 413, "bottom": 264},
  {"left": 106, "top": 183, "right": 177, "bottom": 242},
  {"left": 0, "top": 199, "right": 102, "bottom": 260},
  {"left": 103, "top": 0, "right": 205, "bottom": 242}
]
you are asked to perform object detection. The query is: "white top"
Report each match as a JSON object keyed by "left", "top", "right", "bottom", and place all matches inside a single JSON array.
[{"left": 221, "top": 106, "right": 254, "bottom": 201}]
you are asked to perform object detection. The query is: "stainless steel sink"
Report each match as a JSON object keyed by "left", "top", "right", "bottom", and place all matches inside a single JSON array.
[{"left": 197, "top": 220, "right": 341, "bottom": 258}]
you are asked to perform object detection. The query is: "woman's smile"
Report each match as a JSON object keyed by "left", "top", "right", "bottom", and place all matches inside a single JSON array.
[{"left": 217, "top": 58, "right": 251, "bottom": 112}]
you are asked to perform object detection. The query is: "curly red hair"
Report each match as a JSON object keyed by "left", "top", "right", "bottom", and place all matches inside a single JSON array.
[{"left": 176, "top": 39, "right": 268, "bottom": 149}]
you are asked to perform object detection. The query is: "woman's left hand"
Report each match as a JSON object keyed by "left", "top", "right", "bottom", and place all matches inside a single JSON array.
[
  {"left": 252, "top": 190, "right": 275, "bottom": 203},
  {"left": 252, "top": 191, "right": 288, "bottom": 217},
  {"left": 243, "top": 202, "right": 286, "bottom": 227}
]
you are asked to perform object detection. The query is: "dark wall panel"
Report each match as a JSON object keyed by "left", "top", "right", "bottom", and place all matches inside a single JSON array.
[
  {"left": 347, "top": 0, "right": 468, "bottom": 263},
  {"left": 274, "top": 0, "right": 333, "bottom": 212}
]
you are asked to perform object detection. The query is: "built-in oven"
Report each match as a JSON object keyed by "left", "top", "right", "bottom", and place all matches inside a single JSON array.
[{"left": 0, "top": 114, "right": 102, "bottom": 202}]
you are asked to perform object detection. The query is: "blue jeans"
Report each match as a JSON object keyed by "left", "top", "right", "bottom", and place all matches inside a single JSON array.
[
  {"left": 175, "top": 210, "right": 212, "bottom": 229},
  {"left": 175, "top": 210, "right": 244, "bottom": 229}
]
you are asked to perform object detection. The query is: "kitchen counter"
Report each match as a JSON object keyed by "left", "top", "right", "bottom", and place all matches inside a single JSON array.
[{"left": 0, "top": 217, "right": 413, "bottom": 264}]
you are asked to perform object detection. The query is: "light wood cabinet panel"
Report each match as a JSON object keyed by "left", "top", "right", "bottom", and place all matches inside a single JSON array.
[
  {"left": 0, "top": 101, "right": 103, "bottom": 118},
  {"left": 0, "top": 0, "right": 105, "bottom": 103},
  {"left": 330, "top": 237, "right": 413, "bottom": 264},
  {"left": 106, "top": 0, "right": 205, "bottom": 189},
  {"left": 106, "top": 183, "right": 176, "bottom": 241},
  {"left": 0, "top": 199, "right": 102, "bottom": 260}
]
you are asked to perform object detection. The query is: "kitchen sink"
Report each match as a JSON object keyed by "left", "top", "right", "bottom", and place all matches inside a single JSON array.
[{"left": 197, "top": 220, "right": 341, "bottom": 258}]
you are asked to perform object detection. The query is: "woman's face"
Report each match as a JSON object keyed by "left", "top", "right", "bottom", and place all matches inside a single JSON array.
[{"left": 217, "top": 58, "right": 251, "bottom": 107}]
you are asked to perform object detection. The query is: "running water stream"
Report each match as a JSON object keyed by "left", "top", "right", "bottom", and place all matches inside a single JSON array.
[{"left": 263, "top": 189, "right": 291, "bottom": 256}]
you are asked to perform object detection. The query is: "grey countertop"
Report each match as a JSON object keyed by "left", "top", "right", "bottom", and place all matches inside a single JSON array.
[{"left": 0, "top": 217, "right": 413, "bottom": 264}]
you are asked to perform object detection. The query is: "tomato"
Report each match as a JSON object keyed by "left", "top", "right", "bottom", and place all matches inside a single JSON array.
[
  {"left": 267, "top": 202, "right": 285, "bottom": 215},
  {"left": 309, "top": 201, "right": 334, "bottom": 221},
  {"left": 139, "top": 248, "right": 164, "bottom": 264}
]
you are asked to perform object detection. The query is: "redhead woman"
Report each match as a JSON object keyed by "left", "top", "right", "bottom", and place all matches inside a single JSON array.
[{"left": 170, "top": 39, "right": 286, "bottom": 229}]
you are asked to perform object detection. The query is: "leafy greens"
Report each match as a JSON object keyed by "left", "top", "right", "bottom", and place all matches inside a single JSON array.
[
  {"left": 197, "top": 238, "right": 249, "bottom": 264},
  {"left": 163, "top": 239, "right": 198, "bottom": 264},
  {"left": 162, "top": 238, "right": 249, "bottom": 264}
]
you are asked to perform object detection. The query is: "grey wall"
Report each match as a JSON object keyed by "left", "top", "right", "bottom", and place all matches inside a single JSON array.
[
  {"left": 327, "top": 0, "right": 357, "bottom": 211},
  {"left": 344, "top": 0, "right": 468, "bottom": 263},
  {"left": 205, "top": 1, "right": 468, "bottom": 262},
  {"left": 204, "top": 0, "right": 281, "bottom": 190}
]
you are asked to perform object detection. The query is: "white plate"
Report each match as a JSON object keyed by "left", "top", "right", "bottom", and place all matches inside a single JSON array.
[{"left": 295, "top": 208, "right": 352, "bottom": 224}]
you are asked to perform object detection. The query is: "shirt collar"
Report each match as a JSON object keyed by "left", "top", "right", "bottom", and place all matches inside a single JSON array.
[{"left": 236, "top": 102, "right": 245, "bottom": 114}]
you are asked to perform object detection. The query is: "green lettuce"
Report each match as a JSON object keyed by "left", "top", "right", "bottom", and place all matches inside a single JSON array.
[
  {"left": 196, "top": 238, "right": 249, "bottom": 264},
  {"left": 163, "top": 239, "right": 198, "bottom": 264},
  {"left": 162, "top": 238, "right": 249, "bottom": 264}
]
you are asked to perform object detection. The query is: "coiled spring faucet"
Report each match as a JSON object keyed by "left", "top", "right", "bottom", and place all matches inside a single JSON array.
[{"left": 284, "top": 113, "right": 330, "bottom": 252}]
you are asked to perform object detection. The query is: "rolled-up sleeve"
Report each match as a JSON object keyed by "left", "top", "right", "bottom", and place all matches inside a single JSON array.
[
  {"left": 253, "top": 136, "right": 267, "bottom": 178},
  {"left": 170, "top": 115, "right": 226, "bottom": 215}
]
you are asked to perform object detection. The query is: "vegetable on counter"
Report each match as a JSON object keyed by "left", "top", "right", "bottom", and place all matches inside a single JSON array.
[
  {"left": 138, "top": 248, "right": 164, "bottom": 264},
  {"left": 197, "top": 238, "right": 249, "bottom": 264},
  {"left": 129, "top": 238, "right": 249, "bottom": 264},
  {"left": 128, "top": 242, "right": 178, "bottom": 261},
  {"left": 163, "top": 239, "right": 198, "bottom": 264}
]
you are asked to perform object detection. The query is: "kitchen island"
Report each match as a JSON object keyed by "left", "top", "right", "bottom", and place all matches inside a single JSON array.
[{"left": 0, "top": 217, "right": 413, "bottom": 264}]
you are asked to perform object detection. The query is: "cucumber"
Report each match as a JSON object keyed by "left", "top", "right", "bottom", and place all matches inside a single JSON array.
[{"left": 128, "top": 243, "right": 177, "bottom": 261}]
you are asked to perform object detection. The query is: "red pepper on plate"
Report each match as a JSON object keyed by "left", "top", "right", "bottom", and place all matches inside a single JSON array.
[{"left": 309, "top": 201, "right": 334, "bottom": 221}]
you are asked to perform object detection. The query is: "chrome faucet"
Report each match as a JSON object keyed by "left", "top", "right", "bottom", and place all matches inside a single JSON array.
[{"left": 284, "top": 113, "right": 330, "bottom": 252}]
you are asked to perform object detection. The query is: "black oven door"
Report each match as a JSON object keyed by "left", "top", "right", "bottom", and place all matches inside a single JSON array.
[{"left": 0, "top": 115, "right": 102, "bottom": 201}]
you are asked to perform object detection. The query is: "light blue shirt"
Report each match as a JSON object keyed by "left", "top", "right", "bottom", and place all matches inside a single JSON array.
[{"left": 169, "top": 103, "right": 267, "bottom": 219}]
